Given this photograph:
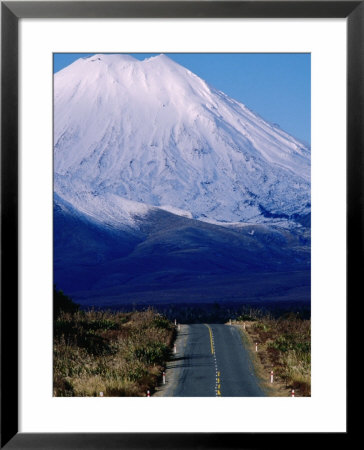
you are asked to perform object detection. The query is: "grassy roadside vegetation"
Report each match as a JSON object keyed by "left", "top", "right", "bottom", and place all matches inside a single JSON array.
[
  {"left": 235, "top": 309, "right": 311, "bottom": 396},
  {"left": 53, "top": 288, "right": 176, "bottom": 396}
]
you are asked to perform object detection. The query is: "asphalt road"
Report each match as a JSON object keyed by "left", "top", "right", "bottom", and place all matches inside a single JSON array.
[{"left": 156, "top": 324, "right": 265, "bottom": 397}]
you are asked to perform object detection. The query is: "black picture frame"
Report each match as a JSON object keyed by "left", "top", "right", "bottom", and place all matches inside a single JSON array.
[{"left": 1, "top": 1, "right": 358, "bottom": 448}]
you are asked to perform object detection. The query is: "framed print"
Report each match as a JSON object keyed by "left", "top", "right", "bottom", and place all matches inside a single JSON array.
[{"left": 1, "top": 1, "right": 358, "bottom": 448}]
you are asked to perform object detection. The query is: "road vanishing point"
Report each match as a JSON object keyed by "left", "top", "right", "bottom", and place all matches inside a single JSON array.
[{"left": 155, "top": 324, "right": 265, "bottom": 397}]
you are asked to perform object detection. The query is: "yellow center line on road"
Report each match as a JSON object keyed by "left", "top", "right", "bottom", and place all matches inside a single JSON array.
[
  {"left": 205, "top": 324, "right": 214, "bottom": 355},
  {"left": 204, "top": 325, "right": 222, "bottom": 397},
  {"left": 217, "top": 370, "right": 222, "bottom": 396}
]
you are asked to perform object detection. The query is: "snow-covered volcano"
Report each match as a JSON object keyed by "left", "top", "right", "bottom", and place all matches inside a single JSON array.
[
  {"left": 54, "top": 53, "right": 311, "bottom": 305},
  {"left": 54, "top": 53, "right": 310, "bottom": 228}
]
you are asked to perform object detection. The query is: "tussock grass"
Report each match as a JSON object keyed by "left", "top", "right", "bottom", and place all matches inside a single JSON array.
[
  {"left": 54, "top": 306, "right": 175, "bottom": 397},
  {"left": 237, "top": 310, "right": 311, "bottom": 396}
]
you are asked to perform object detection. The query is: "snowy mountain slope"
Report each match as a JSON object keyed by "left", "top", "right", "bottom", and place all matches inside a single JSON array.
[
  {"left": 54, "top": 53, "right": 310, "bottom": 227},
  {"left": 54, "top": 195, "right": 310, "bottom": 304}
]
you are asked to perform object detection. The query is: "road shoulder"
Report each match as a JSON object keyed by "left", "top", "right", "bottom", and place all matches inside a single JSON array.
[
  {"left": 153, "top": 324, "right": 189, "bottom": 397},
  {"left": 233, "top": 323, "right": 292, "bottom": 397}
]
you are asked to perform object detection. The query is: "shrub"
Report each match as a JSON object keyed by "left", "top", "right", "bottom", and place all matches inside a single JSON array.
[
  {"left": 54, "top": 301, "right": 174, "bottom": 396},
  {"left": 238, "top": 309, "right": 311, "bottom": 396},
  {"left": 54, "top": 286, "right": 79, "bottom": 319}
]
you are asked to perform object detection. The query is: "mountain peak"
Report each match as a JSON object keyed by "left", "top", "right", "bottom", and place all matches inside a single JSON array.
[
  {"left": 87, "top": 53, "right": 137, "bottom": 64},
  {"left": 144, "top": 53, "right": 178, "bottom": 65},
  {"left": 54, "top": 54, "right": 310, "bottom": 228}
]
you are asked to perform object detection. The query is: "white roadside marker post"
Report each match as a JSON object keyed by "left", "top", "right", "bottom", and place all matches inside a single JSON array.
[
  {"left": 270, "top": 371, "right": 274, "bottom": 383},
  {"left": 291, "top": 389, "right": 295, "bottom": 397},
  {"left": 162, "top": 372, "right": 166, "bottom": 385},
  {"left": 174, "top": 319, "right": 177, "bottom": 326},
  {"left": 178, "top": 324, "right": 181, "bottom": 331},
  {"left": 229, "top": 319, "right": 232, "bottom": 325},
  {"left": 174, "top": 344, "right": 177, "bottom": 354},
  {"left": 99, "top": 392, "right": 104, "bottom": 397},
  {"left": 255, "top": 342, "right": 258, "bottom": 352},
  {"left": 147, "top": 390, "right": 150, "bottom": 397},
  {"left": 243, "top": 323, "right": 246, "bottom": 330}
]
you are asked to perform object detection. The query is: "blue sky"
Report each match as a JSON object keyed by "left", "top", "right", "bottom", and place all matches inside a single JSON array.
[{"left": 54, "top": 53, "right": 310, "bottom": 145}]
